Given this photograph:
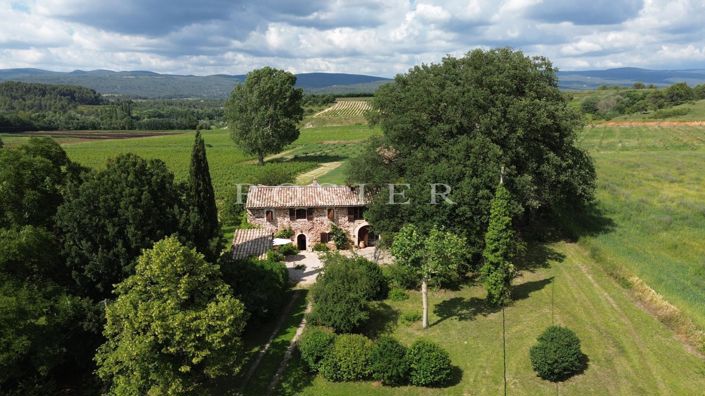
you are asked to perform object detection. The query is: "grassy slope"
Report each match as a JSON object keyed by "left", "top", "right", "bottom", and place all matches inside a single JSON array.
[
  {"left": 278, "top": 243, "right": 705, "bottom": 395},
  {"left": 612, "top": 99, "right": 705, "bottom": 121},
  {"left": 578, "top": 125, "right": 705, "bottom": 328}
]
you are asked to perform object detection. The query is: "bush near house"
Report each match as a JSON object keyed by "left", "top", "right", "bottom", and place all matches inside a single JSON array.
[
  {"left": 369, "top": 336, "right": 410, "bottom": 385},
  {"left": 313, "top": 243, "right": 330, "bottom": 252},
  {"left": 219, "top": 254, "right": 289, "bottom": 321},
  {"left": 407, "top": 340, "right": 453, "bottom": 387},
  {"left": 530, "top": 325, "right": 586, "bottom": 382},
  {"left": 275, "top": 227, "right": 294, "bottom": 239},
  {"left": 319, "top": 334, "right": 374, "bottom": 382},
  {"left": 298, "top": 326, "right": 336, "bottom": 372},
  {"left": 279, "top": 243, "right": 299, "bottom": 256}
]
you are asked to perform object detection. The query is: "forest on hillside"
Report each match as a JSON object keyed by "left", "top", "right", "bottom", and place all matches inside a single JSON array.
[{"left": 0, "top": 81, "right": 340, "bottom": 132}]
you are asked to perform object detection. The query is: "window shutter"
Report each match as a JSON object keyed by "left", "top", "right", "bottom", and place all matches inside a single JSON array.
[
  {"left": 320, "top": 233, "right": 329, "bottom": 243},
  {"left": 327, "top": 208, "right": 334, "bottom": 221},
  {"left": 289, "top": 209, "right": 295, "bottom": 221},
  {"left": 347, "top": 207, "right": 354, "bottom": 222},
  {"left": 307, "top": 208, "right": 314, "bottom": 221}
]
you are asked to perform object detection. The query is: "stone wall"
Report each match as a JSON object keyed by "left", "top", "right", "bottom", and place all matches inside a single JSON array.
[{"left": 247, "top": 207, "right": 368, "bottom": 250}]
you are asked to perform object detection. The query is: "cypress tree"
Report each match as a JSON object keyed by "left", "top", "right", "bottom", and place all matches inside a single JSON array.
[
  {"left": 480, "top": 182, "right": 516, "bottom": 306},
  {"left": 187, "top": 131, "right": 222, "bottom": 261}
]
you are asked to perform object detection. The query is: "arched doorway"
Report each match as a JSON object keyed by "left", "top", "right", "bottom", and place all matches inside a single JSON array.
[
  {"left": 296, "top": 234, "right": 307, "bottom": 250},
  {"left": 358, "top": 225, "right": 377, "bottom": 248}
]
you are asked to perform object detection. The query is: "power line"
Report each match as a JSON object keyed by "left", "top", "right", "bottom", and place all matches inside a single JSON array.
[{"left": 502, "top": 306, "right": 507, "bottom": 396}]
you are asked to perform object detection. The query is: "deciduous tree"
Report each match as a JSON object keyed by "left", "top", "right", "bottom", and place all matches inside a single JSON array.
[
  {"left": 95, "top": 237, "right": 248, "bottom": 395},
  {"left": 351, "top": 49, "right": 595, "bottom": 259},
  {"left": 57, "top": 154, "right": 183, "bottom": 299},
  {"left": 225, "top": 67, "right": 304, "bottom": 165},
  {"left": 391, "top": 224, "right": 467, "bottom": 328}
]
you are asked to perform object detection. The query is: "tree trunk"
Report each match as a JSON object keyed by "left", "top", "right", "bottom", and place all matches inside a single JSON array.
[
  {"left": 257, "top": 152, "right": 265, "bottom": 166},
  {"left": 422, "top": 278, "right": 429, "bottom": 329}
]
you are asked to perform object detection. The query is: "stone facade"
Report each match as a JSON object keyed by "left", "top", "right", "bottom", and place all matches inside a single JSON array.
[{"left": 247, "top": 206, "right": 371, "bottom": 250}]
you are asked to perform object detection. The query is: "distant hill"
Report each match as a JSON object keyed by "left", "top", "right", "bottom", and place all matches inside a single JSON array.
[
  {"left": 0, "top": 69, "right": 391, "bottom": 99},
  {"left": 3, "top": 67, "right": 704, "bottom": 97},
  {"left": 557, "top": 67, "right": 705, "bottom": 90}
]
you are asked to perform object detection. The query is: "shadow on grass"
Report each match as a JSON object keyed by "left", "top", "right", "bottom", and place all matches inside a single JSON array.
[
  {"left": 433, "top": 277, "right": 554, "bottom": 327},
  {"left": 274, "top": 352, "right": 315, "bottom": 396},
  {"left": 364, "top": 302, "right": 400, "bottom": 338},
  {"left": 274, "top": 154, "right": 347, "bottom": 163},
  {"left": 526, "top": 203, "right": 616, "bottom": 244},
  {"left": 516, "top": 243, "right": 566, "bottom": 272}
]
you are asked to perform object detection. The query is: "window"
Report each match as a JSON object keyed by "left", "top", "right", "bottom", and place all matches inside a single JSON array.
[
  {"left": 289, "top": 208, "right": 313, "bottom": 220},
  {"left": 265, "top": 210, "right": 274, "bottom": 222},
  {"left": 296, "top": 209, "right": 307, "bottom": 220},
  {"left": 254, "top": 209, "right": 264, "bottom": 219},
  {"left": 320, "top": 232, "right": 330, "bottom": 243},
  {"left": 327, "top": 208, "right": 335, "bottom": 221},
  {"left": 347, "top": 206, "right": 365, "bottom": 221}
]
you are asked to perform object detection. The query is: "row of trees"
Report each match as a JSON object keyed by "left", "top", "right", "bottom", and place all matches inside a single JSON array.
[
  {"left": 580, "top": 82, "right": 705, "bottom": 119},
  {"left": 0, "top": 130, "right": 256, "bottom": 394}
]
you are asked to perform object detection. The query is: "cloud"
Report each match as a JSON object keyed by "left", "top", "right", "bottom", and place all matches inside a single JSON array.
[
  {"left": 0, "top": 0, "right": 702, "bottom": 75},
  {"left": 526, "top": 0, "right": 644, "bottom": 25}
]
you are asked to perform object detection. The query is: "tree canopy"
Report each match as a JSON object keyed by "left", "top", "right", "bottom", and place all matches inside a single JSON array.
[
  {"left": 95, "top": 237, "right": 248, "bottom": 395},
  {"left": 350, "top": 48, "right": 596, "bottom": 257},
  {"left": 225, "top": 67, "right": 304, "bottom": 165},
  {"left": 56, "top": 153, "right": 183, "bottom": 299}
]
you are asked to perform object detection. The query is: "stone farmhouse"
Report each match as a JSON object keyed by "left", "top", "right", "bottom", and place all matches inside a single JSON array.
[{"left": 245, "top": 182, "right": 376, "bottom": 251}]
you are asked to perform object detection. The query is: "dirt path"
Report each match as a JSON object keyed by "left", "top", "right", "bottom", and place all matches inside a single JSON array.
[
  {"left": 237, "top": 293, "right": 301, "bottom": 393},
  {"left": 597, "top": 121, "right": 705, "bottom": 127},
  {"left": 295, "top": 161, "right": 342, "bottom": 184},
  {"left": 266, "top": 301, "right": 313, "bottom": 396}
]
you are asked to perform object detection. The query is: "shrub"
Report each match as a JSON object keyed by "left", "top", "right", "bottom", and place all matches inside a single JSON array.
[
  {"left": 400, "top": 311, "right": 421, "bottom": 325},
  {"left": 389, "top": 287, "right": 409, "bottom": 301},
  {"left": 529, "top": 326, "right": 585, "bottom": 382},
  {"left": 275, "top": 227, "right": 294, "bottom": 238},
  {"left": 370, "top": 337, "right": 409, "bottom": 385},
  {"left": 407, "top": 340, "right": 452, "bottom": 386},
  {"left": 298, "top": 327, "right": 335, "bottom": 372},
  {"left": 219, "top": 255, "right": 289, "bottom": 320},
  {"left": 319, "top": 334, "right": 373, "bottom": 381},
  {"left": 313, "top": 243, "right": 330, "bottom": 252},
  {"left": 382, "top": 263, "right": 419, "bottom": 290},
  {"left": 356, "top": 257, "right": 388, "bottom": 300},
  {"left": 330, "top": 224, "right": 349, "bottom": 249},
  {"left": 267, "top": 249, "right": 285, "bottom": 263},
  {"left": 279, "top": 243, "right": 299, "bottom": 256}
]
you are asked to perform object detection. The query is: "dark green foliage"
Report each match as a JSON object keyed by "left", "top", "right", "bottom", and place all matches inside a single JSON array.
[
  {"left": 183, "top": 131, "right": 221, "bottom": 261},
  {"left": 56, "top": 154, "right": 183, "bottom": 299},
  {"left": 694, "top": 84, "right": 705, "bottom": 100},
  {"left": 665, "top": 82, "right": 695, "bottom": 105},
  {"left": 322, "top": 253, "right": 387, "bottom": 300},
  {"left": 319, "top": 334, "right": 373, "bottom": 382},
  {"left": 530, "top": 325, "right": 585, "bottom": 382},
  {"left": 481, "top": 184, "right": 517, "bottom": 306},
  {"left": 309, "top": 255, "right": 371, "bottom": 332},
  {"left": 226, "top": 67, "right": 304, "bottom": 165},
  {"left": 0, "top": 226, "right": 63, "bottom": 283},
  {"left": 330, "top": 224, "right": 349, "bottom": 249},
  {"left": 219, "top": 255, "right": 289, "bottom": 321},
  {"left": 0, "top": 138, "right": 67, "bottom": 228},
  {"left": 407, "top": 340, "right": 453, "bottom": 387},
  {"left": 369, "top": 337, "right": 409, "bottom": 385},
  {"left": 279, "top": 243, "right": 299, "bottom": 256},
  {"left": 95, "top": 237, "right": 248, "bottom": 395},
  {"left": 0, "top": 277, "right": 95, "bottom": 396},
  {"left": 298, "top": 327, "right": 335, "bottom": 372},
  {"left": 351, "top": 48, "right": 596, "bottom": 259},
  {"left": 267, "top": 249, "right": 285, "bottom": 263},
  {"left": 382, "top": 262, "right": 419, "bottom": 290}
]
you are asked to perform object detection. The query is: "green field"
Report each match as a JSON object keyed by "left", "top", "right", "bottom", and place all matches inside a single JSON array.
[
  {"left": 578, "top": 125, "right": 705, "bottom": 329},
  {"left": 52, "top": 124, "right": 379, "bottom": 199},
  {"left": 612, "top": 99, "right": 705, "bottom": 121}
]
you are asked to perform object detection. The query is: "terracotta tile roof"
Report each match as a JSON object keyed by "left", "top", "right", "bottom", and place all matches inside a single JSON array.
[
  {"left": 232, "top": 229, "right": 272, "bottom": 260},
  {"left": 245, "top": 183, "right": 369, "bottom": 209}
]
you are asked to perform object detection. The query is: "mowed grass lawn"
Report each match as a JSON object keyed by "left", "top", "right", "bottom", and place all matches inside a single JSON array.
[
  {"left": 59, "top": 124, "right": 379, "bottom": 199},
  {"left": 579, "top": 125, "right": 705, "bottom": 329},
  {"left": 277, "top": 243, "right": 705, "bottom": 395}
]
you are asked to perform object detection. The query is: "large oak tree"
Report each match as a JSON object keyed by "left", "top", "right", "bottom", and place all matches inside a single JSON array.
[{"left": 350, "top": 49, "right": 596, "bottom": 257}]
